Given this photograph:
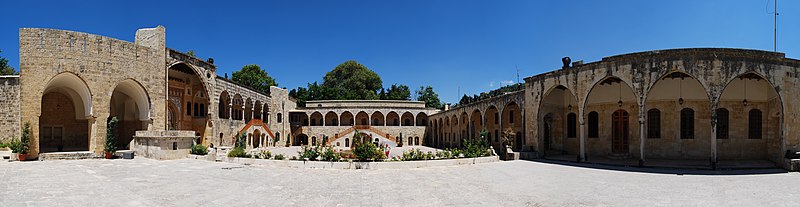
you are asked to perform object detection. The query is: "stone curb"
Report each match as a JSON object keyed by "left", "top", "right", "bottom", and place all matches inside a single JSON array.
[{"left": 188, "top": 154, "right": 500, "bottom": 169}]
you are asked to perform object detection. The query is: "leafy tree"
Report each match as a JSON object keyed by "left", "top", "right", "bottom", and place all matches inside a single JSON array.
[
  {"left": 0, "top": 50, "right": 18, "bottom": 75},
  {"left": 379, "top": 88, "right": 386, "bottom": 100},
  {"left": 232, "top": 64, "right": 278, "bottom": 95},
  {"left": 384, "top": 84, "right": 411, "bottom": 100},
  {"left": 415, "top": 86, "right": 443, "bottom": 109},
  {"left": 322, "top": 60, "right": 382, "bottom": 100},
  {"left": 459, "top": 94, "right": 471, "bottom": 105}
]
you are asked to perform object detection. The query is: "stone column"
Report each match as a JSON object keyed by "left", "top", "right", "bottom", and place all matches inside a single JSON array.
[
  {"left": 579, "top": 109, "right": 586, "bottom": 161},
  {"left": 227, "top": 103, "right": 232, "bottom": 120},
  {"left": 710, "top": 104, "right": 718, "bottom": 163},
  {"left": 639, "top": 104, "right": 646, "bottom": 162}
]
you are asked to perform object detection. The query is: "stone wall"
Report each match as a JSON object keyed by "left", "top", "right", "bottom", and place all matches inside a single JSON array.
[
  {"left": 19, "top": 27, "right": 167, "bottom": 158},
  {"left": 0, "top": 76, "right": 20, "bottom": 142}
]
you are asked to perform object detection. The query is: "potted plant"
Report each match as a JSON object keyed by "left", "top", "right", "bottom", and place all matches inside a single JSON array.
[
  {"left": 104, "top": 117, "right": 118, "bottom": 159},
  {"left": 18, "top": 123, "right": 31, "bottom": 161},
  {"left": 8, "top": 138, "right": 21, "bottom": 161}
]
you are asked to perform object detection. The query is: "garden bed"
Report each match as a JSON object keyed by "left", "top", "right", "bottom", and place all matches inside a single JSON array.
[{"left": 190, "top": 154, "right": 499, "bottom": 170}]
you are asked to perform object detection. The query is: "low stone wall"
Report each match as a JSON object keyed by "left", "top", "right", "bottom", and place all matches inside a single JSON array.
[
  {"left": 190, "top": 155, "right": 500, "bottom": 169},
  {"left": 134, "top": 130, "right": 198, "bottom": 160}
]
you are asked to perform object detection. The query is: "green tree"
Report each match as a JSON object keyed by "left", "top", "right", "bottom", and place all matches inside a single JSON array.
[
  {"left": 232, "top": 64, "right": 278, "bottom": 95},
  {"left": 384, "top": 84, "right": 411, "bottom": 100},
  {"left": 0, "top": 50, "right": 18, "bottom": 75},
  {"left": 415, "top": 86, "right": 443, "bottom": 109},
  {"left": 322, "top": 60, "right": 382, "bottom": 100},
  {"left": 459, "top": 94, "right": 471, "bottom": 105}
]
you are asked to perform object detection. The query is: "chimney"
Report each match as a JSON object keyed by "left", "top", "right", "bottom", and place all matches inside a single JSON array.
[
  {"left": 207, "top": 58, "right": 214, "bottom": 64},
  {"left": 444, "top": 103, "right": 451, "bottom": 111}
]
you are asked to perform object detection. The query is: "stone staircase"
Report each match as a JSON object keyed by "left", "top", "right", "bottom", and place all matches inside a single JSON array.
[{"left": 39, "top": 151, "right": 99, "bottom": 160}]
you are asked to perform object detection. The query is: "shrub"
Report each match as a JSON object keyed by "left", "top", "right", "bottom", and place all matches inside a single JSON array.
[
  {"left": 319, "top": 146, "right": 341, "bottom": 161},
  {"left": 352, "top": 135, "right": 384, "bottom": 161},
  {"left": 227, "top": 147, "right": 248, "bottom": 158},
  {"left": 0, "top": 140, "right": 7, "bottom": 148},
  {"left": 20, "top": 122, "right": 31, "bottom": 154},
  {"left": 257, "top": 150, "right": 272, "bottom": 159},
  {"left": 462, "top": 136, "right": 489, "bottom": 158},
  {"left": 235, "top": 133, "right": 246, "bottom": 148},
  {"left": 190, "top": 144, "right": 208, "bottom": 155},
  {"left": 274, "top": 154, "right": 285, "bottom": 160},
  {"left": 298, "top": 146, "right": 321, "bottom": 161},
  {"left": 104, "top": 118, "right": 118, "bottom": 154},
  {"left": 8, "top": 138, "right": 21, "bottom": 153},
  {"left": 290, "top": 156, "right": 297, "bottom": 160}
]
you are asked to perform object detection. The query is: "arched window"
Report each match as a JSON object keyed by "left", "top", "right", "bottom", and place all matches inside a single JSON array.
[
  {"left": 494, "top": 129, "right": 499, "bottom": 142},
  {"left": 567, "top": 113, "right": 577, "bottom": 138},
  {"left": 716, "top": 108, "right": 729, "bottom": 139},
  {"left": 404, "top": 119, "right": 411, "bottom": 126},
  {"left": 200, "top": 103, "right": 205, "bottom": 117},
  {"left": 275, "top": 132, "right": 280, "bottom": 142},
  {"left": 588, "top": 111, "right": 599, "bottom": 138},
  {"left": 345, "top": 138, "right": 350, "bottom": 147},
  {"left": 194, "top": 102, "right": 199, "bottom": 117},
  {"left": 277, "top": 113, "right": 283, "bottom": 123},
  {"left": 494, "top": 112, "right": 499, "bottom": 124},
  {"left": 187, "top": 102, "right": 192, "bottom": 116},
  {"left": 509, "top": 110, "right": 515, "bottom": 124},
  {"left": 749, "top": 109, "right": 762, "bottom": 139},
  {"left": 680, "top": 108, "right": 694, "bottom": 139},
  {"left": 647, "top": 109, "right": 661, "bottom": 138},
  {"left": 415, "top": 137, "right": 420, "bottom": 145}
]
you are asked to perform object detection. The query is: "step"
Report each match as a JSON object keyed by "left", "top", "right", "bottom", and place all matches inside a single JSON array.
[{"left": 39, "top": 151, "right": 100, "bottom": 160}]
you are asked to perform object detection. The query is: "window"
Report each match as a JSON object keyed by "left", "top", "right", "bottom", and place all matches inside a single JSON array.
[
  {"left": 404, "top": 119, "right": 411, "bottom": 126},
  {"left": 277, "top": 113, "right": 283, "bottom": 123},
  {"left": 494, "top": 129, "right": 499, "bottom": 142},
  {"left": 200, "top": 103, "right": 205, "bottom": 117},
  {"left": 749, "top": 109, "right": 762, "bottom": 139},
  {"left": 716, "top": 108, "right": 729, "bottom": 139},
  {"left": 588, "top": 111, "right": 598, "bottom": 138},
  {"left": 187, "top": 102, "right": 192, "bottom": 116},
  {"left": 680, "top": 108, "right": 694, "bottom": 139},
  {"left": 345, "top": 138, "right": 350, "bottom": 147},
  {"left": 647, "top": 109, "right": 661, "bottom": 138},
  {"left": 567, "top": 113, "right": 577, "bottom": 138},
  {"left": 510, "top": 110, "right": 515, "bottom": 124},
  {"left": 494, "top": 112, "right": 499, "bottom": 124}
]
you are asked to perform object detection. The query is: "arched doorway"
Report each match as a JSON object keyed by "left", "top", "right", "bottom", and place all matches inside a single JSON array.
[
  {"left": 611, "top": 110, "right": 629, "bottom": 154},
  {"left": 295, "top": 134, "right": 308, "bottom": 146},
  {"left": 718, "top": 73, "right": 782, "bottom": 162},
  {"left": 584, "top": 76, "right": 638, "bottom": 158},
  {"left": 109, "top": 79, "right": 150, "bottom": 150},
  {"left": 39, "top": 73, "right": 93, "bottom": 153},
  {"left": 167, "top": 63, "right": 210, "bottom": 141},
  {"left": 538, "top": 85, "right": 577, "bottom": 156},
  {"left": 253, "top": 129, "right": 261, "bottom": 148}
]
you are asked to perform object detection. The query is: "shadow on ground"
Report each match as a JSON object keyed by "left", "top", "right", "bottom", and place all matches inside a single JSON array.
[{"left": 525, "top": 159, "right": 789, "bottom": 176}]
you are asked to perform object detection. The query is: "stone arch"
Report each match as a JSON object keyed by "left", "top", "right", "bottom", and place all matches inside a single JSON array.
[
  {"left": 356, "top": 111, "right": 369, "bottom": 126},
  {"left": 325, "top": 111, "right": 339, "bottom": 126},
  {"left": 109, "top": 79, "right": 151, "bottom": 149},
  {"left": 416, "top": 112, "right": 428, "bottom": 126},
  {"left": 253, "top": 100, "right": 262, "bottom": 120},
  {"left": 371, "top": 111, "right": 385, "bottom": 126},
  {"left": 340, "top": 111, "right": 354, "bottom": 126},
  {"left": 401, "top": 112, "right": 414, "bottom": 126},
  {"left": 244, "top": 98, "right": 253, "bottom": 122},
  {"left": 644, "top": 72, "right": 712, "bottom": 160},
  {"left": 232, "top": 94, "right": 243, "bottom": 120},
  {"left": 717, "top": 72, "right": 783, "bottom": 162},
  {"left": 471, "top": 109, "right": 483, "bottom": 141},
  {"left": 39, "top": 72, "right": 94, "bottom": 153},
  {"left": 537, "top": 85, "right": 579, "bottom": 156},
  {"left": 502, "top": 101, "right": 522, "bottom": 150},
  {"left": 485, "top": 105, "right": 499, "bottom": 145},
  {"left": 583, "top": 76, "right": 639, "bottom": 157},
  {"left": 387, "top": 111, "right": 400, "bottom": 126},
  {"left": 218, "top": 91, "right": 230, "bottom": 119},
  {"left": 309, "top": 111, "right": 323, "bottom": 126}
]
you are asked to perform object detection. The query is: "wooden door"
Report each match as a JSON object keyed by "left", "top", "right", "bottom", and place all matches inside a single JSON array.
[{"left": 612, "top": 110, "right": 629, "bottom": 153}]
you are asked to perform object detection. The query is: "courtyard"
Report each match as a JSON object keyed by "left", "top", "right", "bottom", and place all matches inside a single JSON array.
[{"left": 2, "top": 158, "right": 797, "bottom": 206}]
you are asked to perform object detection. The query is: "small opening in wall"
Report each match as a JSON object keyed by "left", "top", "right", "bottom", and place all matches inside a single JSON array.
[{"left": 172, "top": 142, "right": 177, "bottom": 150}]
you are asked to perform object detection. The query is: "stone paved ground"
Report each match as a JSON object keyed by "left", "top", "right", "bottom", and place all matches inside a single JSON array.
[{"left": 1, "top": 158, "right": 799, "bottom": 206}]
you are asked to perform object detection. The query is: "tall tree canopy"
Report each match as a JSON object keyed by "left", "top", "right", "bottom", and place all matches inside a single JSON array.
[
  {"left": 322, "top": 60, "right": 382, "bottom": 100},
  {"left": 384, "top": 84, "right": 411, "bottom": 100},
  {"left": 0, "top": 50, "right": 17, "bottom": 75},
  {"left": 231, "top": 64, "right": 278, "bottom": 95},
  {"left": 416, "top": 86, "right": 443, "bottom": 109}
]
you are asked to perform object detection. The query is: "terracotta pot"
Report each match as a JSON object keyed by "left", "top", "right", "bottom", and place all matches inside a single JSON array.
[
  {"left": 105, "top": 152, "right": 113, "bottom": 159},
  {"left": 18, "top": 154, "right": 26, "bottom": 161}
]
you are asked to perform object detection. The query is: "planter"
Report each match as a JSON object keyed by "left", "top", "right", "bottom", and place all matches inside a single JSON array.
[
  {"left": 105, "top": 152, "right": 113, "bottom": 159},
  {"left": 18, "top": 153, "right": 26, "bottom": 161}
]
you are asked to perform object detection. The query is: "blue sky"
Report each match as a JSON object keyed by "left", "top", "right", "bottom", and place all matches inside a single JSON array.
[{"left": 1, "top": 0, "right": 797, "bottom": 103}]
